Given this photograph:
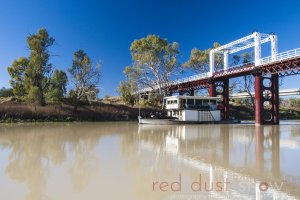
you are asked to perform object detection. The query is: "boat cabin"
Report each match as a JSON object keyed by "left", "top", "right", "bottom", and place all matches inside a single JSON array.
[{"left": 163, "top": 96, "right": 221, "bottom": 122}]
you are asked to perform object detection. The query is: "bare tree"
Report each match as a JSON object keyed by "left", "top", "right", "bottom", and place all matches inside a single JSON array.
[{"left": 68, "top": 50, "right": 101, "bottom": 111}]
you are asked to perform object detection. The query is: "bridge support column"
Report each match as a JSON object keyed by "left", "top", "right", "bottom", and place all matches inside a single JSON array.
[
  {"left": 209, "top": 78, "right": 229, "bottom": 120},
  {"left": 255, "top": 73, "right": 279, "bottom": 125},
  {"left": 209, "top": 82, "right": 216, "bottom": 97}
]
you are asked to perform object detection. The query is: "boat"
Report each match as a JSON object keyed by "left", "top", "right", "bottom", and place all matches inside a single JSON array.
[{"left": 138, "top": 95, "right": 227, "bottom": 125}]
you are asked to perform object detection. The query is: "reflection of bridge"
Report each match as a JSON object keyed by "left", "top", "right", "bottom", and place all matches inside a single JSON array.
[
  {"left": 140, "top": 32, "right": 300, "bottom": 125},
  {"left": 138, "top": 124, "right": 300, "bottom": 199}
]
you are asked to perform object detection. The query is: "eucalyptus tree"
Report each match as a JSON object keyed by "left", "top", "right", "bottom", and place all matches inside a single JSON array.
[
  {"left": 7, "top": 28, "right": 55, "bottom": 105},
  {"left": 7, "top": 57, "right": 29, "bottom": 97},
  {"left": 118, "top": 81, "right": 137, "bottom": 106},
  {"left": 232, "top": 52, "right": 255, "bottom": 110},
  {"left": 46, "top": 69, "right": 68, "bottom": 103},
  {"left": 183, "top": 42, "right": 222, "bottom": 73},
  {"left": 25, "top": 28, "right": 55, "bottom": 105},
  {"left": 128, "top": 35, "right": 180, "bottom": 101},
  {"left": 68, "top": 50, "right": 101, "bottom": 110}
]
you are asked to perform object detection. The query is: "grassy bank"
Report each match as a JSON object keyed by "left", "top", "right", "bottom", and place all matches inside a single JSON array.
[
  {"left": 0, "top": 101, "right": 160, "bottom": 123},
  {"left": 1, "top": 100, "right": 299, "bottom": 123},
  {"left": 229, "top": 103, "right": 300, "bottom": 120}
]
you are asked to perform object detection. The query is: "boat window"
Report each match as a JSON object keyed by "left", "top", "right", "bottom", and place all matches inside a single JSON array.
[
  {"left": 187, "top": 99, "right": 194, "bottom": 105},
  {"left": 195, "top": 99, "right": 202, "bottom": 105},
  {"left": 203, "top": 99, "right": 209, "bottom": 105},
  {"left": 210, "top": 100, "right": 216, "bottom": 105},
  {"left": 183, "top": 99, "right": 186, "bottom": 104},
  {"left": 174, "top": 100, "right": 177, "bottom": 104}
]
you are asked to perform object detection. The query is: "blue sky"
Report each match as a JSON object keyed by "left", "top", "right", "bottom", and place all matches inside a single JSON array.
[{"left": 1, "top": 0, "right": 300, "bottom": 97}]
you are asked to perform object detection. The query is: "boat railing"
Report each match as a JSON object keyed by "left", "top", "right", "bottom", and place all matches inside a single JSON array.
[
  {"left": 208, "top": 111, "right": 216, "bottom": 121},
  {"left": 181, "top": 104, "right": 219, "bottom": 111}
]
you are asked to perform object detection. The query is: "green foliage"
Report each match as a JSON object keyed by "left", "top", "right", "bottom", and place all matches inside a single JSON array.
[
  {"left": 7, "top": 57, "right": 29, "bottom": 96},
  {"left": 46, "top": 69, "right": 68, "bottom": 103},
  {"left": 231, "top": 52, "right": 253, "bottom": 65},
  {"left": 7, "top": 28, "right": 56, "bottom": 105},
  {"left": 25, "top": 28, "right": 55, "bottom": 105},
  {"left": 288, "top": 98, "right": 300, "bottom": 107},
  {"left": 231, "top": 52, "right": 255, "bottom": 110},
  {"left": 68, "top": 50, "right": 101, "bottom": 109},
  {"left": 27, "top": 86, "right": 41, "bottom": 104},
  {"left": 128, "top": 35, "right": 180, "bottom": 98},
  {"left": 118, "top": 81, "right": 137, "bottom": 106},
  {"left": 242, "top": 52, "right": 252, "bottom": 63},
  {"left": 184, "top": 42, "right": 222, "bottom": 73},
  {"left": 145, "top": 93, "right": 160, "bottom": 107},
  {"left": 0, "top": 87, "right": 14, "bottom": 97}
]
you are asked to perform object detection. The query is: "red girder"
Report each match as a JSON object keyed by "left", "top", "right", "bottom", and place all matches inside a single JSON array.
[
  {"left": 168, "top": 56, "right": 300, "bottom": 92},
  {"left": 261, "top": 56, "right": 300, "bottom": 76}
]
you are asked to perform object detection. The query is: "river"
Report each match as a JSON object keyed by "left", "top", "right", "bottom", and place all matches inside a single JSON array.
[{"left": 0, "top": 121, "right": 299, "bottom": 200}]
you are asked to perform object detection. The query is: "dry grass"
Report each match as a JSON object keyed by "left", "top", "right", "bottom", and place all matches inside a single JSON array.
[{"left": 0, "top": 101, "right": 159, "bottom": 122}]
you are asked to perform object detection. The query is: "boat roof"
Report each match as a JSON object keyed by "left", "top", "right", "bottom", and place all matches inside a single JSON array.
[{"left": 164, "top": 95, "right": 221, "bottom": 100}]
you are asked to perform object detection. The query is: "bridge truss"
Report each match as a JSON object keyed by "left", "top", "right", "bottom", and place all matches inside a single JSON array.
[{"left": 139, "top": 32, "right": 300, "bottom": 125}]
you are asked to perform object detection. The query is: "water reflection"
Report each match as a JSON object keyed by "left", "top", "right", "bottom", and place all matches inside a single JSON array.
[
  {"left": 0, "top": 122, "right": 299, "bottom": 200},
  {"left": 0, "top": 123, "right": 132, "bottom": 200},
  {"left": 137, "top": 124, "right": 300, "bottom": 199}
]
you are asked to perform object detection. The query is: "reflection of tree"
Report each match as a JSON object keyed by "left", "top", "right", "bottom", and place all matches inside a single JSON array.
[
  {"left": 67, "top": 127, "right": 100, "bottom": 191},
  {"left": 0, "top": 123, "right": 125, "bottom": 200},
  {"left": 4, "top": 126, "right": 56, "bottom": 200},
  {"left": 120, "top": 125, "right": 178, "bottom": 200},
  {"left": 291, "top": 125, "right": 300, "bottom": 137}
]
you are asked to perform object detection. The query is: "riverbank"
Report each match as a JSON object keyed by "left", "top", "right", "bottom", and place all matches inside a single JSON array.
[
  {"left": 0, "top": 101, "right": 299, "bottom": 123},
  {"left": 0, "top": 101, "right": 160, "bottom": 123},
  {"left": 229, "top": 104, "right": 300, "bottom": 120}
]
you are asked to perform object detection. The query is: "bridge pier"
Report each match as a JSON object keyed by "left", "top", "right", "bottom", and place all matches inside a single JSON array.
[
  {"left": 209, "top": 83, "right": 216, "bottom": 97},
  {"left": 209, "top": 78, "right": 229, "bottom": 120},
  {"left": 255, "top": 126, "right": 280, "bottom": 177},
  {"left": 255, "top": 125, "right": 264, "bottom": 175},
  {"left": 254, "top": 73, "right": 279, "bottom": 125}
]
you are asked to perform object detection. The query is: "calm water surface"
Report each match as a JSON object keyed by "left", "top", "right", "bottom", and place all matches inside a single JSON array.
[{"left": 0, "top": 121, "right": 300, "bottom": 200}]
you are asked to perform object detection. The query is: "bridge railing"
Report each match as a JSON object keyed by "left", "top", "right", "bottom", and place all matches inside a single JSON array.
[
  {"left": 260, "top": 48, "right": 300, "bottom": 65},
  {"left": 171, "top": 72, "right": 210, "bottom": 85},
  {"left": 215, "top": 62, "right": 254, "bottom": 73},
  {"left": 138, "top": 48, "right": 300, "bottom": 93}
]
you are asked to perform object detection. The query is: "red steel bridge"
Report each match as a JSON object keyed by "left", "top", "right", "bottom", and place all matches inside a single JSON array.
[{"left": 139, "top": 32, "right": 300, "bottom": 125}]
